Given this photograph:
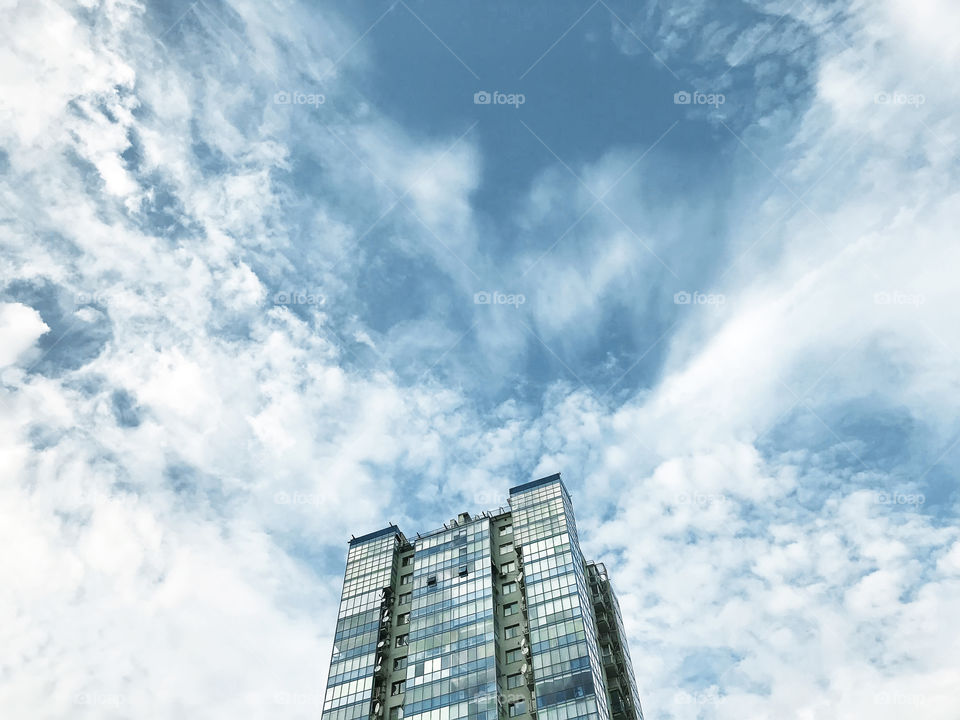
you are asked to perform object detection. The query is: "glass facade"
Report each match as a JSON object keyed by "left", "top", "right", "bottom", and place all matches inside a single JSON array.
[
  {"left": 509, "top": 477, "right": 609, "bottom": 720},
  {"left": 321, "top": 475, "right": 641, "bottom": 720},
  {"left": 324, "top": 528, "right": 402, "bottom": 720},
  {"left": 404, "top": 520, "right": 498, "bottom": 720}
]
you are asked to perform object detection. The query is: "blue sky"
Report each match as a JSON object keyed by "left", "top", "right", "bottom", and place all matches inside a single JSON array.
[{"left": 1, "top": 0, "right": 959, "bottom": 718}]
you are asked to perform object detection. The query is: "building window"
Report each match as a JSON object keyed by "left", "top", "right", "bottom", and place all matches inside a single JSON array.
[
  {"left": 500, "top": 524, "right": 513, "bottom": 535},
  {"left": 504, "top": 624, "right": 521, "bottom": 639},
  {"left": 506, "top": 648, "right": 522, "bottom": 663},
  {"left": 401, "top": 556, "right": 412, "bottom": 567},
  {"left": 501, "top": 561, "right": 515, "bottom": 574},
  {"left": 507, "top": 673, "right": 524, "bottom": 689},
  {"left": 508, "top": 700, "right": 526, "bottom": 716},
  {"left": 401, "top": 574, "right": 412, "bottom": 585},
  {"left": 426, "top": 575, "right": 437, "bottom": 587},
  {"left": 504, "top": 602, "right": 519, "bottom": 616},
  {"left": 500, "top": 542, "right": 514, "bottom": 554},
  {"left": 393, "top": 656, "right": 407, "bottom": 671},
  {"left": 502, "top": 581, "right": 517, "bottom": 595},
  {"left": 395, "top": 634, "right": 408, "bottom": 647},
  {"left": 389, "top": 706, "right": 403, "bottom": 720},
  {"left": 458, "top": 565, "right": 469, "bottom": 577},
  {"left": 397, "top": 612, "right": 410, "bottom": 625},
  {"left": 391, "top": 680, "right": 405, "bottom": 696},
  {"left": 399, "top": 592, "right": 412, "bottom": 605}
]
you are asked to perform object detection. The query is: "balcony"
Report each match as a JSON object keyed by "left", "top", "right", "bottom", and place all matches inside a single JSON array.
[{"left": 595, "top": 607, "right": 611, "bottom": 632}]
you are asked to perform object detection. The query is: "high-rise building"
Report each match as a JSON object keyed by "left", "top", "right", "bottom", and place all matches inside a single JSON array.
[{"left": 322, "top": 474, "right": 643, "bottom": 720}]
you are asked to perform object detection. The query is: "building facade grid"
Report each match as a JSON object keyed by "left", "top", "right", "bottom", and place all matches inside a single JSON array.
[{"left": 322, "top": 476, "right": 643, "bottom": 720}]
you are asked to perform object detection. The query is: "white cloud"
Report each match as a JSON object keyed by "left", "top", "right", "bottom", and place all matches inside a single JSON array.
[{"left": 0, "top": 303, "right": 49, "bottom": 368}]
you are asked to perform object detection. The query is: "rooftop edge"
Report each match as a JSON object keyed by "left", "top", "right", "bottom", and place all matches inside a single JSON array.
[
  {"left": 509, "top": 472, "right": 565, "bottom": 496},
  {"left": 348, "top": 523, "right": 403, "bottom": 547}
]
